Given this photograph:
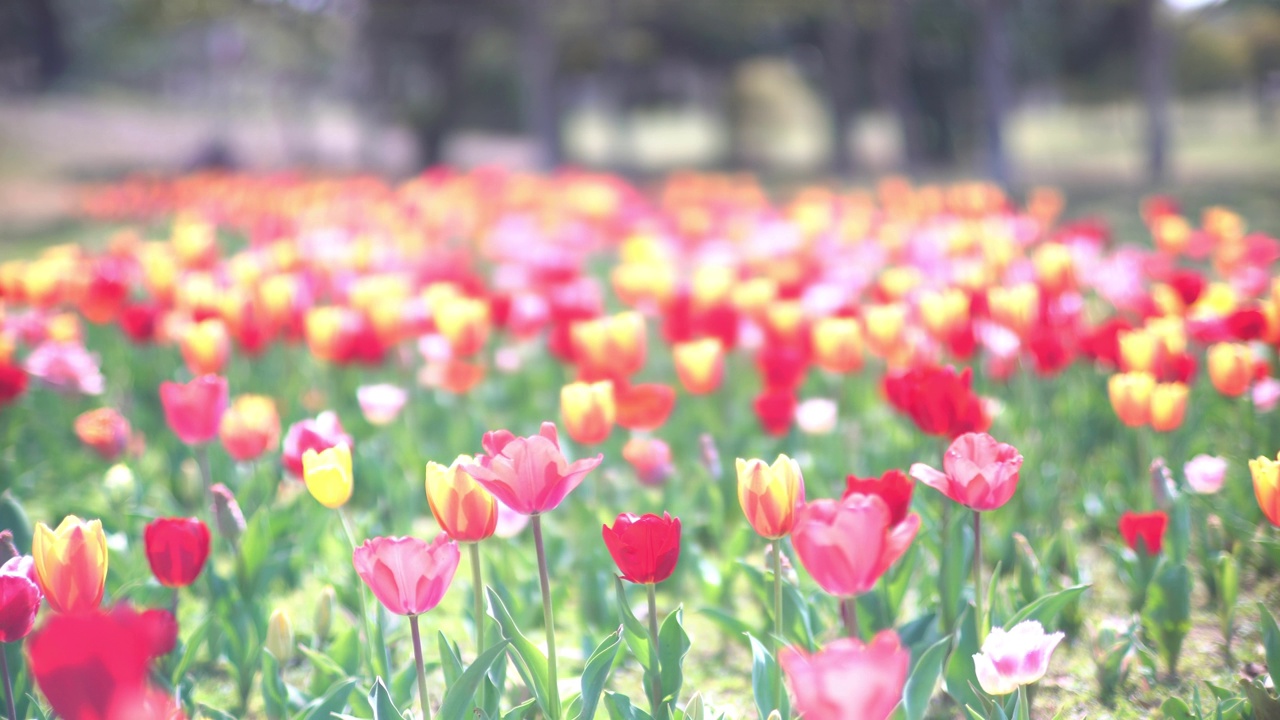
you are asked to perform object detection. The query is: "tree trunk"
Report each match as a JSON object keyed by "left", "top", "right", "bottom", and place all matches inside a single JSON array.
[
  {"left": 521, "top": 0, "right": 560, "bottom": 170},
  {"left": 1136, "top": 0, "right": 1171, "bottom": 185},
  {"left": 978, "top": 0, "right": 1012, "bottom": 187},
  {"left": 415, "top": 29, "right": 466, "bottom": 168},
  {"left": 23, "top": 0, "right": 66, "bottom": 87},
  {"left": 881, "top": 0, "right": 921, "bottom": 175},
  {"left": 603, "top": 0, "right": 632, "bottom": 172},
  {"left": 824, "top": 0, "right": 858, "bottom": 179}
]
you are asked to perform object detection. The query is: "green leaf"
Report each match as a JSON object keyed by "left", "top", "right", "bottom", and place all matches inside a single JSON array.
[
  {"left": 487, "top": 588, "right": 551, "bottom": 719},
  {"left": 239, "top": 509, "right": 273, "bottom": 593},
  {"left": 262, "top": 653, "right": 289, "bottom": 720},
  {"left": 1260, "top": 603, "right": 1280, "bottom": 679},
  {"left": 295, "top": 678, "right": 358, "bottom": 720},
  {"left": 296, "top": 645, "right": 347, "bottom": 682},
  {"left": 1241, "top": 678, "right": 1280, "bottom": 720},
  {"left": 659, "top": 607, "right": 692, "bottom": 709},
  {"left": 172, "top": 618, "right": 212, "bottom": 686},
  {"left": 198, "top": 705, "right": 238, "bottom": 720},
  {"left": 746, "top": 633, "right": 788, "bottom": 720},
  {"left": 0, "top": 491, "right": 33, "bottom": 553},
  {"left": 329, "top": 628, "right": 362, "bottom": 677},
  {"left": 1143, "top": 562, "right": 1192, "bottom": 676},
  {"left": 615, "top": 577, "right": 654, "bottom": 672},
  {"left": 1006, "top": 584, "right": 1091, "bottom": 628},
  {"left": 1161, "top": 697, "right": 1195, "bottom": 720},
  {"left": 437, "top": 632, "right": 463, "bottom": 689},
  {"left": 606, "top": 692, "right": 653, "bottom": 720},
  {"left": 682, "top": 693, "right": 704, "bottom": 720},
  {"left": 438, "top": 640, "right": 511, "bottom": 720},
  {"left": 503, "top": 698, "right": 537, "bottom": 720},
  {"left": 943, "top": 606, "right": 983, "bottom": 713},
  {"left": 577, "top": 628, "right": 623, "bottom": 720},
  {"left": 368, "top": 678, "right": 402, "bottom": 720},
  {"left": 900, "top": 635, "right": 950, "bottom": 720}
]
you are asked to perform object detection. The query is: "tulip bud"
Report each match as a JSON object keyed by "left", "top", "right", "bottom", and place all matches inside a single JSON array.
[
  {"left": 210, "top": 483, "right": 246, "bottom": 544},
  {"left": 103, "top": 463, "right": 135, "bottom": 499},
  {"left": 699, "top": 433, "right": 721, "bottom": 479},
  {"left": 1149, "top": 458, "right": 1175, "bottom": 509},
  {"left": 314, "top": 586, "right": 335, "bottom": 647},
  {"left": 265, "top": 608, "right": 295, "bottom": 662},
  {"left": 0, "top": 530, "right": 17, "bottom": 566}
]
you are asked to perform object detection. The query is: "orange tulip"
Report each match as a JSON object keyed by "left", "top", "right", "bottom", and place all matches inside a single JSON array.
[
  {"left": 32, "top": 516, "right": 108, "bottom": 614},
  {"left": 219, "top": 395, "right": 281, "bottom": 462},
  {"left": 862, "top": 304, "right": 905, "bottom": 359},
  {"left": 673, "top": 338, "right": 724, "bottom": 394},
  {"left": 1208, "top": 343, "right": 1253, "bottom": 397},
  {"left": 736, "top": 454, "right": 805, "bottom": 539},
  {"left": 1152, "top": 214, "right": 1191, "bottom": 254},
  {"left": 1033, "top": 243, "right": 1075, "bottom": 295},
  {"left": 1248, "top": 454, "right": 1280, "bottom": 526},
  {"left": 180, "top": 318, "right": 231, "bottom": 376},
  {"left": 434, "top": 296, "right": 491, "bottom": 357},
  {"left": 426, "top": 455, "right": 498, "bottom": 543},
  {"left": 1150, "top": 382, "right": 1188, "bottom": 433},
  {"left": 573, "top": 311, "right": 646, "bottom": 381},
  {"left": 813, "top": 316, "right": 866, "bottom": 372},
  {"left": 919, "top": 288, "right": 970, "bottom": 342},
  {"left": 615, "top": 382, "right": 675, "bottom": 431},
  {"left": 560, "top": 380, "right": 616, "bottom": 445},
  {"left": 1118, "top": 329, "right": 1159, "bottom": 374},
  {"left": 1108, "top": 372, "right": 1155, "bottom": 428},
  {"left": 304, "top": 306, "right": 351, "bottom": 362},
  {"left": 987, "top": 284, "right": 1039, "bottom": 337}
]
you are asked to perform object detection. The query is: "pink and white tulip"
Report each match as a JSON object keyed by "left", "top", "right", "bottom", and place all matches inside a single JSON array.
[{"left": 972, "top": 620, "right": 1064, "bottom": 696}]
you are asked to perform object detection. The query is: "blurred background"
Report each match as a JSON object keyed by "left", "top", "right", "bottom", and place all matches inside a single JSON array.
[{"left": 1, "top": 0, "right": 1278, "bottom": 239}]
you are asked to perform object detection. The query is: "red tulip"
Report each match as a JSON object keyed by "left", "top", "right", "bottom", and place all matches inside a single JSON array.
[
  {"left": 281, "top": 411, "right": 351, "bottom": 478},
  {"left": 757, "top": 344, "right": 809, "bottom": 390},
  {"left": 0, "top": 362, "right": 27, "bottom": 407},
  {"left": 602, "top": 512, "right": 681, "bottom": 585},
  {"left": 792, "top": 495, "right": 919, "bottom": 597},
  {"left": 143, "top": 518, "right": 211, "bottom": 588},
  {"left": 0, "top": 556, "right": 40, "bottom": 642},
  {"left": 753, "top": 387, "right": 796, "bottom": 437},
  {"left": 28, "top": 605, "right": 181, "bottom": 720},
  {"left": 1118, "top": 510, "right": 1167, "bottom": 555},
  {"left": 909, "top": 432, "right": 1023, "bottom": 511},
  {"left": 844, "top": 469, "right": 914, "bottom": 527},
  {"left": 119, "top": 302, "right": 161, "bottom": 344},
  {"left": 615, "top": 382, "right": 676, "bottom": 431},
  {"left": 462, "top": 422, "right": 603, "bottom": 515},
  {"left": 158, "top": 375, "right": 228, "bottom": 445},
  {"left": 779, "top": 631, "right": 909, "bottom": 720},
  {"left": 883, "top": 364, "right": 989, "bottom": 438}
]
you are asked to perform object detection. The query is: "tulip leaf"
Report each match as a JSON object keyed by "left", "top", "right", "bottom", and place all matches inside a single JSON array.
[
  {"left": 438, "top": 639, "right": 510, "bottom": 720},
  {"left": 368, "top": 678, "right": 402, "bottom": 720},
  {"left": 615, "top": 577, "right": 655, "bottom": 672},
  {"left": 437, "top": 631, "right": 463, "bottom": 689},
  {"left": 1142, "top": 562, "right": 1191, "bottom": 676},
  {"left": 1005, "top": 584, "right": 1090, "bottom": 629},
  {"left": 295, "top": 678, "right": 358, "bottom": 720},
  {"left": 576, "top": 627, "right": 623, "bottom": 720},
  {"left": 0, "top": 491, "right": 32, "bottom": 553},
  {"left": 1160, "top": 697, "right": 1195, "bottom": 720},
  {"left": 296, "top": 645, "right": 347, "bottom": 686},
  {"left": 899, "top": 634, "right": 950, "bottom": 720},
  {"left": 659, "top": 607, "right": 692, "bottom": 711},
  {"left": 942, "top": 605, "right": 983, "bottom": 713},
  {"left": 171, "top": 617, "right": 212, "bottom": 686},
  {"left": 198, "top": 704, "right": 238, "bottom": 720},
  {"left": 682, "top": 693, "right": 704, "bottom": 720},
  {"left": 746, "top": 633, "right": 789, "bottom": 720},
  {"left": 329, "top": 627, "right": 362, "bottom": 677},
  {"left": 503, "top": 698, "right": 537, "bottom": 720},
  {"left": 262, "top": 653, "right": 289, "bottom": 720},
  {"left": 1260, "top": 603, "right": 1280, "bottom": 679},
  {"left": 1241, "top": 678, "right": 1280, "bottom": 720},
  {"left": 605, "top": 691, "right": 652, "bottom": 720},
  {"left": 238, "top": 509, "right": 273, "bottom": 594},
  {"left": 486, "top": 588, "right": 551, "bottom": 718}
]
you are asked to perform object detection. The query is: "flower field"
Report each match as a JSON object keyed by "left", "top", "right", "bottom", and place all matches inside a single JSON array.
[{"left": 0, "top": 170, "right": 1278, "bottom": 719}]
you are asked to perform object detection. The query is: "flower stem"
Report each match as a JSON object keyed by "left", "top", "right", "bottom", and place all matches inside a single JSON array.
[
  {"left": 531, "top": 515, "right": 561, "bottom": 720},
  {"left": 771, "top": 543, "right": 785, "bottom": 703},
  {"left": 339, "top": 510, "right": 378, "bottom": 679},
  {"left": 409, "top": 615, "right": 432, "bottom": 720},
  {"left": 973, "top": 510, "right": 985, "bottom": 642},
  {"left": 840, "top": 597, "right": 859, "bottom": 639},
  {"left": 0, "top": 644, "right": 16, "bottom": 720},
  {"left": 1016, "top": 684, "right": 1030, "bottom": 720},
  {"left": 468, "top": 542, "right": 487, "bottom": 711},
  {"left": 646, "top": 582, "right": 662, "bottom": 719},
  {"left": 195, "top": 443, "right": 213, "bottom": 503}
]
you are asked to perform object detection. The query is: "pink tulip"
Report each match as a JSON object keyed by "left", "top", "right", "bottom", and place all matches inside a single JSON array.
[
  {"left": 909, "top": 432, "right": 1023, "bottom": 511},
  {"left": 0, "top": 555, "right": 41, "bottom": 642},
  {"left": 779, "top": 630, "right": 909, "bottom": 720},
  {"left": 1253, "top": 377, "right": 1280, "bottom": 413},
  {"left": 493, "top": 498, "right": 530, "bottom": 539},
  {"left": 352, "top": 534, "right": 460, "bottom": 616},
  {"left": 159, "top": 375, "right": 228, "bottom": 445},
  {"left": 357, "top": 384, "right": 408, "bottom": 426},
  {"left": 24, "top": 341, "right": 105, "bottom": 396},
  {"left": 462, "top": 422, "right": 602, "bottom": 515},
  {"left": 791, "top": 494, "right": 919, "bottom": 597},
  {"left": 1184, "top": 455, "right": 1227, "bottom": 495},
  {"left": 282, "top": 411, "right": 351, "bottom": 478},
  {"left": 972, "top": 620, "right": 1064, "bottom": 696}
]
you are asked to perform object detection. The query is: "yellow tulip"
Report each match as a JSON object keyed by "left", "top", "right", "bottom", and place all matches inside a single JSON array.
[
  {"left": 302, "top": 443, "right": 354, "bottom": 509},
  {"left": 33, "top": 515, "right": 108, "bottom": 614}
]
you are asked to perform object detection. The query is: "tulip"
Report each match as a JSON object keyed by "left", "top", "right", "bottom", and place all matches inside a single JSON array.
[
  {"left": 1249, "top": 453, "right": 1280, "bottom": 526},
  {"left": 357, "top": 384, "right": 408, "bottom": 426},
  {"left": 795, "top": 398, "right": 838, "bottom": 435},
  {"left": 1184, "top": 455, "right": 1227, "bottom": 495},
  {"left": 602, "top": 512, "right": 681, "bottom": 585},
  {"left": 572, "top": 311, "right": 646, "bottom": 381},
  {"left": 560, "top": 380, "right": 616, "bottom": 445},
  {"left": 32, "top": 515, "right": 108, "bottom": 614},
  {"left": 426, "top": 455, "right": 498, "bottom": 543},
  {"left": 74, "top": 408, "right": 132, "bottom": 461},
  {"left": 143, "top": 517, "right": 211, "bottom": 588},
  {"left": 302, "top": 443, "right": 354, "bottom": 509},
  {"left": 792, "top": 494, "right": 920, "bottom": 599},
  {"left": 811, "top": 316, "right": 865, "bottom": 373},
  {"left": 863, "top": 304, "right": 906, "bottom": 358},
  {"left": 209, "top": 483, "right": 247, "bottom": 543},
  {"left": 159, "top": 374, "right": 229, "bottom": 445},
  {"left": 1119, "top": 510, "right": 1168, "bottom": 555},
  {"left": 753, "top": 387, "right": 797, "bottom": 437},
  {"left": 736, "top": 454, "right": 805, "bottom": 539},
  {"left": 615, "top": 382, "right": 675, "bottom": 431},
  {"left": 24, "top": 341, "right": 105, "bottom": 396},
  {"left": 909, "top": 433, "right": 1023, "bottom": 511},
  {"left": 672, "top": 338, "right": 724, "bottom": 394},
  {"left": 434, "top": 295, "right": 491, "bottom": 357},
  {"left": 219, "top": 394, "right": 280, "bottom": 462},
  {"left": 0, "top": 556, "right": 40, "bottom": 642},
  {"left": 265, "top": 608, "right": 295, "bottom": 662},
  {"left": 494, "top": 498, "right": 530, "bottom": 539},
  {"left": 0, "top": 363, "right": 27, "bottom": 407},
  {"left": 1150, "top": 382, "right": 1188, "bottom": 432},
  {"left": 1253, "top": 377, "right": 1280, "bottom": 413},
  {"left": 884, "top": 364, "right": 989, "bottom": 438},
  {"left": 1118, "top": 329, "right": 1159, "bottom": 374},
  {"left": 1108, "top": 371, "right": 1155, "bottom": 427},
  {"left": 779, "top": 631, "right": 910, "bottom": 720},
  {"left": 988, "top": 283, "right": 1039, "bottom": 338},
  {"left": 461, "top": 422, "right": 603, "bottom": 516},
  {"left": 314, "top": 585, "right": 335, "bottom": 647},
  {"left": 622, "top": 437, "right": 674, "bottom": 486},
  {"left": 179, "top": 317, "right": 230, "bottom": 376},
  {"left": 1208, "top": 342, "right": 1253, "bottom": 397},
  {"left": 919, "top": 288, "right": 971, "bottom": 344},
  {"left": 29, "top": 605, "right": 180, "bottom": 720},
  {"left": 844, "top": 469, "right": 914, "bottom": 527},
  {"left": 972, "top": 620, "right": 1064, "bottom": 696},
  {"left": 282, "top": 411, "right": 352, "bottom": 477}
]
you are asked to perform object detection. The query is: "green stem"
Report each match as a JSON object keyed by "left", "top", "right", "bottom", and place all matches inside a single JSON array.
[
  {"left": 469, "top": 542, "right": 487, "bottom": 711},
  {"left": 410, "top": 615, "right": 432, "bottom": 720},
  {"left": 195, "top": 443, "right": 213, "bottom": 504},
  {"left": 339, "top": 510, "right": 378, "bottom": 679},
  {"left": 531, "top": 515, "right": 561, "bottom": 720},
  {"left": 1016, "top": 684, "right": 1029, "bottom": 720},
  {"left": 646, "top": 582, "right": 662, "bottom": 719},
  {"left": 771, "top": 544, "right": 785, "bottom": 703},
  {"left": 973, "top": 510, "right": 985, "bottom": 642},
  {"left": 841, "top": 597, "right": 858, "bottom": 639},
  {"left": 0, "top": 645, "right": 16, "bottom": 720}
]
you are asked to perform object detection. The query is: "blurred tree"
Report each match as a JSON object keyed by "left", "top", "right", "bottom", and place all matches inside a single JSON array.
[
  {"left": 977, "top": 0, "right": 1013, "bottom": 186},
  {"left": 823, "top": 0, "right": 858, "bottom": 178},
  {"left": 1136, "top": 0, "right": 1172, "bottom": 184},
  {"left": 0, "top": 0, "right": 67, "bottom": 89}
]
